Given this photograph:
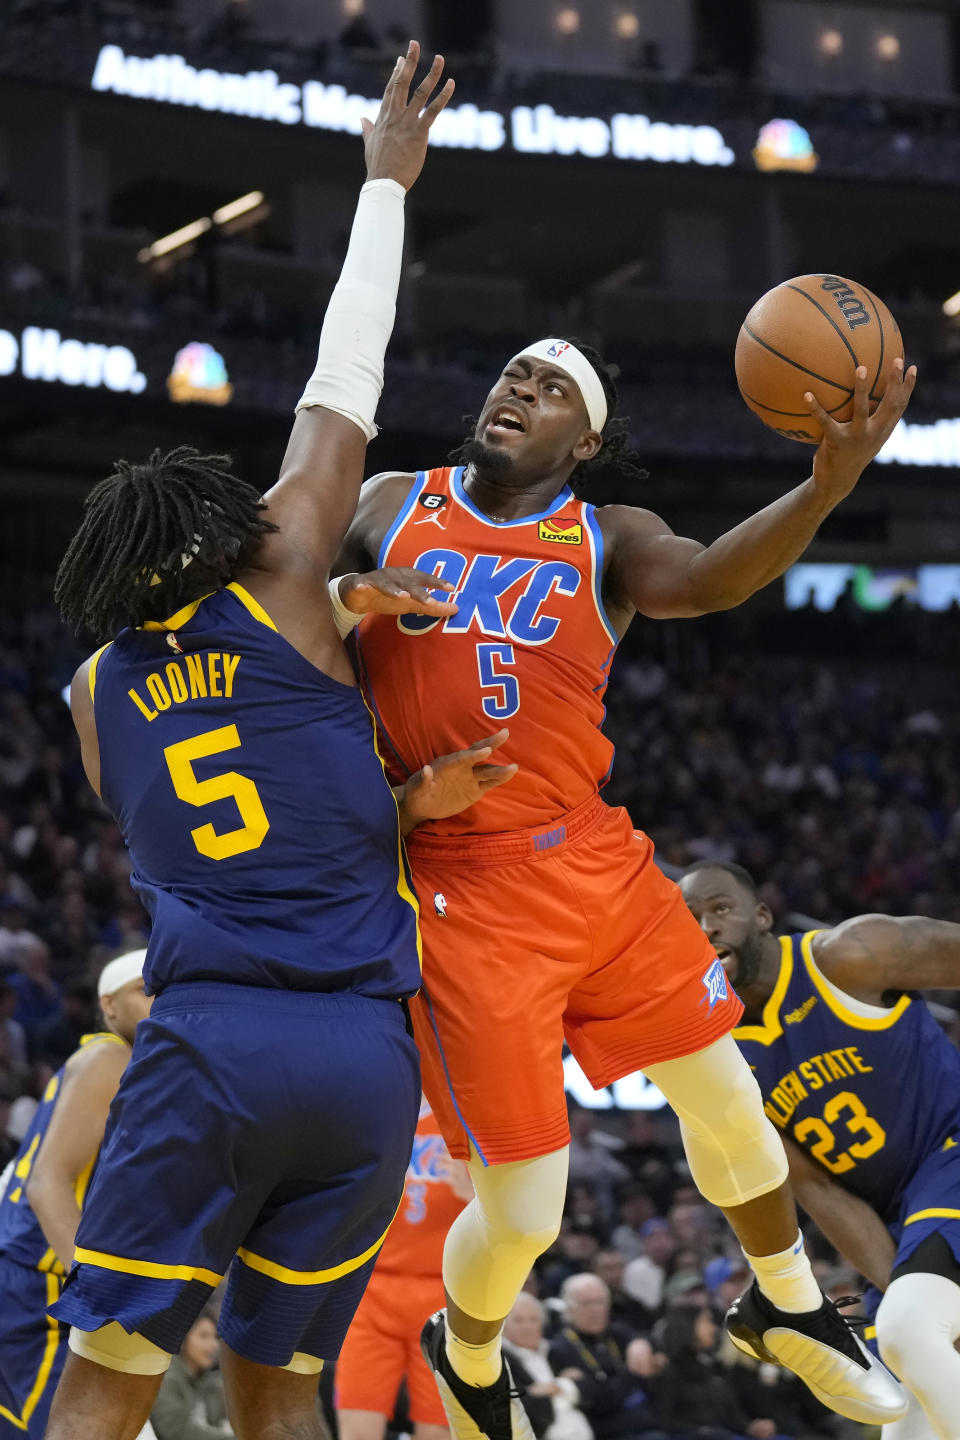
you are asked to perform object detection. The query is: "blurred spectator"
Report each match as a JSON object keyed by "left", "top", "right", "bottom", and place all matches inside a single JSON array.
[
  {"left": 623, "top": 1219, "right": 676, "bottom": 1312},
  {"left": 702, "top": 1255, "right": 752, "bottom": 1314},
  {"left": 540, "top": 1219, "right": 604, "bottom": 1297},
  {"left": 0, "top": 1084, "right": 19, "bottom": 1171},
  {"left": 592, "top": 1249, "right": 656, "bottom": 1333},
  {"left": 503, "top": 1292, "right": 593, "bottom": 1440},
  {"left": 0, "top": 899, "right": 42, "bottom": 970},
  {"left": 0, "top": 980, "right": 27, "bottom": 1087},
  {"left": 608, "top": 1185, "right": 657, "bottom": 1261},
  {"left": 722, "top": 1345, "right": 828, "bottom": 1439},
  {"left": 652, "top": 1306, "right": 773, "bottom": 1439},
  {"left": 32, "top": 978, "right": 96, "bottom": 1069},
  {"left": 8, "top": 941, "right": 61, "bottom": 1039},
  {"left": 618, "top": 1115, "right": 672, "bottom": 1195},
  {"left": 339, "top": 12, "right": 378, "bottom": 50},
  {"left": 151, "top": 1310, "right": 234, "bottom": 1440},
  {"left": 568, "top": 1109, "right": 630, "bottom": 1222},
  {"left": 548, "top": 1274, "right": 662, "bottom": 1440}
]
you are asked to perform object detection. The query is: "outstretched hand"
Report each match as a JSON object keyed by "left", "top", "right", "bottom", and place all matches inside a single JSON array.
[
  {"left": 806, "top": 357, "right": 917, "bottom": 499},
  {"left": 339, "top": 568, "right": 458, "bottom": 619},
  {"left": 400, "top": 730, "right": 517, "bottom": 830},
  {"left": 362, "top": 41, "right": 455, "bottom": 191}
]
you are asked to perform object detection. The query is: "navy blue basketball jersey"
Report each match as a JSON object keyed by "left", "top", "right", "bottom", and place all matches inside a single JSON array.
[
  {"left": 735, "top": 931, "right": 960, "bottom": 1224},
  {"left": 0, "top": 1033, "right": 124, "bottom": 1273},
  {"left": 91, "top": 583, "right": 420, "bottom": 997}
]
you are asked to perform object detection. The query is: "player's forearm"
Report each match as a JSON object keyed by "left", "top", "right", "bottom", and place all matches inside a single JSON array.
[
  {"left": 25, "top": 1177, "right": 82, "bottom": 1271},
  {"left": 793, "top": 1177, "right": 896, "bottom": 1292},
  {"left": 295, "top": 179, "right": 405, "bottom": 444},
  {"left": 684, "top": 475, "right": 839, "bottom": 612}
]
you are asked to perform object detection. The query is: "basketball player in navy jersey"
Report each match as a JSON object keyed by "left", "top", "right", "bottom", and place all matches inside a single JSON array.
[
  {"left": 0, "top": 952, "right": 150, "bottom": 1440},
  {"left": 680, "top": 860, "right": 960, "bottom": 1440},
  {"left": 42, "top": 45, "right": 521, "bottom": 1440}
]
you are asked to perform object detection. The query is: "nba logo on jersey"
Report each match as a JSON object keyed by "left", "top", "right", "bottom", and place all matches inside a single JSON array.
[
  {"left": 700, "top": 958, "right": 729, "bottom": 1011},
  {"left": 434, "top": 893, "right": 447, "bottom": 918},
  {"left": 547, "top": 341, "right": 571, "bottom": 359}
]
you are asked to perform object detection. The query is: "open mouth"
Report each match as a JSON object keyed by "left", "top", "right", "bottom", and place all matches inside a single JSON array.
[
  {"left": 487, "top": 405, "right": 527, "bottom": 435},
  {"left": 714, "top": 946, "right": 733, "bottom": 967}
]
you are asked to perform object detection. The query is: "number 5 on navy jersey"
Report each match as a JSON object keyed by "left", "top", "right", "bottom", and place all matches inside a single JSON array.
[{"left": 476, "top": 643, "right": 519, "bottom": 719}]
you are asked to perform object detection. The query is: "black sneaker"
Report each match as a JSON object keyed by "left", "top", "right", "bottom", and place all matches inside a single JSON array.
[
  {"left": 420, "top": 1310, "right": 536, "bottom": 1440},
  {"left": 725, "top": 1281, "right": 907, "bottom": 1424}
]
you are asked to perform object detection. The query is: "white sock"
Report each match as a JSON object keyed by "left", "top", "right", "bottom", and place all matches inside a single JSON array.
[
  {"left": 744, "top": 1231, "right": 823, "bottom": 1314},
  {"left": 445, "top": 1321, "right": 503, "bottom": 1388}
]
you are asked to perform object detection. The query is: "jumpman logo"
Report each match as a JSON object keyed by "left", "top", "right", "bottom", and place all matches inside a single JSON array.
[{"left": 415, "top": 510, "right": 447, "bottom": 529}]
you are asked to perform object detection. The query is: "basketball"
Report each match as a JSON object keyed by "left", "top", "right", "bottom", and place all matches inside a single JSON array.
[{"left": 735, "top": 274, "right": 904, "bottom": 444}]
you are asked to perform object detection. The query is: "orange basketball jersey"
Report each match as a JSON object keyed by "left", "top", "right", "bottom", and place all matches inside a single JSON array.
[
  {"left": 356, "top": 465, "right": 618, "bottom": 835},
  {"left": 376, "top": 1099, "right": 468, "bottom": 1277}
]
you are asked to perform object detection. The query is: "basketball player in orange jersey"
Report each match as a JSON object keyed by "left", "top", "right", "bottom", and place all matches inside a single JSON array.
[
  {"left": 331, "top": 346, "right": 917, "bottom": 1437},
  {"left": 336, "top": 1099, "right": 472, "bottom": 1440}
]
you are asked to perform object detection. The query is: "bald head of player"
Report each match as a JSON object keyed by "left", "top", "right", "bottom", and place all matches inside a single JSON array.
[
  {"left": 458, "top": 337, "right": 643, "bottom": 495},
  {"left": 678, "top": 860, "right": 783, "bottom": 1021},
  {"left": 97, "top": 950, "right": 153, "bottom": 1046}
]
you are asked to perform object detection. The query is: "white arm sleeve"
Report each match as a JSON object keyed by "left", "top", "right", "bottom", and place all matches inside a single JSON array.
[{"left": 296, "top": 177, "right": 406, "bottom": 441}]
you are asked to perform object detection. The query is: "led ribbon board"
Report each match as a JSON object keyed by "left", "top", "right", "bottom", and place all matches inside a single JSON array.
[{"left": 90, "top": 46, "right": 735, "bottom": 167}]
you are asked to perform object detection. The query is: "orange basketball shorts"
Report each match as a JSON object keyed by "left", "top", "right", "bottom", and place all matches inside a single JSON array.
[
  {"left": 334, "top": 1269, "right": 447, "bottom": 1424},
  {"left": 406, "top": 798, "right": 743, "bottom": 1165}
]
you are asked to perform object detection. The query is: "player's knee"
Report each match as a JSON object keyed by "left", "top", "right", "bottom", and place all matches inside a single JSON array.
[
  {"left": 68, "top": 1320, "right": 172, "bottom": 1375},
  {"left": 876, "top": 1273, "right": 960, "bottom": 1374},
  {"left": 472, "top": 1152, "right": 567, "bottom": 1254}
]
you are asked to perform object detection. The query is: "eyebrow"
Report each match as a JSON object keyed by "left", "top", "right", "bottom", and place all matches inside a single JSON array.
[{"left": 508, "top": 357, "right": 572, "bottom": 386}]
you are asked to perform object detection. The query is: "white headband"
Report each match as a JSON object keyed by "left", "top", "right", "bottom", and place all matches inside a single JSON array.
[
  {"left": 514, "top": 339, "right": 608, "bottom": 433},
  {"left": 98, "top": 949, "right": 147, "bottom": 999}
]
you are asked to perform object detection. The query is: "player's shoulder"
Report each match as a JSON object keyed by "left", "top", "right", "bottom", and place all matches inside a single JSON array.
[
  {"left": 71, "top": 640, "right": 114, "bottom": 707},
  {"left": 593, "top": 503, "right": 675, "bottom": 541},
  {"left": 809, "top": 916, "right": 888, "bottom": 980},
  {"left": 361, "top": 470, "right": 419, "bottom": 506},
  {"left": 64, "top": 1033, "right": 130, "bottom": 1087}
]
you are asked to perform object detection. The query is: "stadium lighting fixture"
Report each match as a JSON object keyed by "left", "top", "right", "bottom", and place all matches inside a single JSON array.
[
  {"left": 876, "top": 34, "right": 900, "bottom": 60},
  {"left": 555, "top": 8, "right": 580, "bottom": 36},
  {"left": 615, "top": 13, "right": 640, "bottom": 40},
  {"left": 137, "top": 217, "right": 212, "bottom": 263},
  {"left": 942, "top": 290, "right": 960, "bottom": 317},
  {"left": 138, "top": 192, "right": 266, "bottom": 264},
  {"left": 819, "top": 29, "right": 843, "bottom": 56},
  {"left": 212, "top": 190, "right": 265, "bottom": 226}
]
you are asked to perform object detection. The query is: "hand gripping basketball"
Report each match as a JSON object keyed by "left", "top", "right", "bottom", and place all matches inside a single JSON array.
[{"left": 806, "top": 357, "right": 917, "bottom": 498}]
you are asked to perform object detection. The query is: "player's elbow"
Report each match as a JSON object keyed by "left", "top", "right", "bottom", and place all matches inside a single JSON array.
[{"left": 25, "top": 1162, "right": 66, "bottom": 1218}]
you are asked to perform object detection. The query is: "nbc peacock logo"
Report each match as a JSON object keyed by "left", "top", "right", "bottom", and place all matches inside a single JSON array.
[
  {"left": 752, "top": 119, "right": 818, "bottom": 174},
  {"left": 167, "top": 341, "right": 233, "bottom": 406}
]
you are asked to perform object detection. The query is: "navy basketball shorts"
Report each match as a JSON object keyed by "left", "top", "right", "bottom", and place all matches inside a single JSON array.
[
  {"left": 890, "top": 1139, "right": 960, "bottom": 1272},
  {"left": 861, "top": 1140, "right": 960, "bottom": 1355},
  {"left": 51, "top": 983, "right": 420, "bottom": 1367},
  {"left": 0, "top": 1259, "right": 66, "bottom": 1438}
]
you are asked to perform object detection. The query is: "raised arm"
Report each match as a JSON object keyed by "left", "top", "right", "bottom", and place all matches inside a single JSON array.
[
  {"left": 234, "top": 46, "right": 453, "bottom": 653},
  {"left": 784, "top": 1135, "right": 897, "bottom": 1293},
  {"left": 604, "top": 362, "right": 916, "bottom": 624},
  {"left": 812, "top": 914, "right": 960, "bottom": 1004}
]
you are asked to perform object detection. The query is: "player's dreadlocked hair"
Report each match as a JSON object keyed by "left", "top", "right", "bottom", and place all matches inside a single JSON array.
[
  {"left": 449, "top": 337, "right": 647, "bottom": 498},
  {"left": 55, "top": 445, "right": 277, "bottom": 642}
]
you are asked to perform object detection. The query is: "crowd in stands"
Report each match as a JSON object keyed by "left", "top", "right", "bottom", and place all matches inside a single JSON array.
[{"left": 2, "top": 587, "right": 959, "bottom": 1437}]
